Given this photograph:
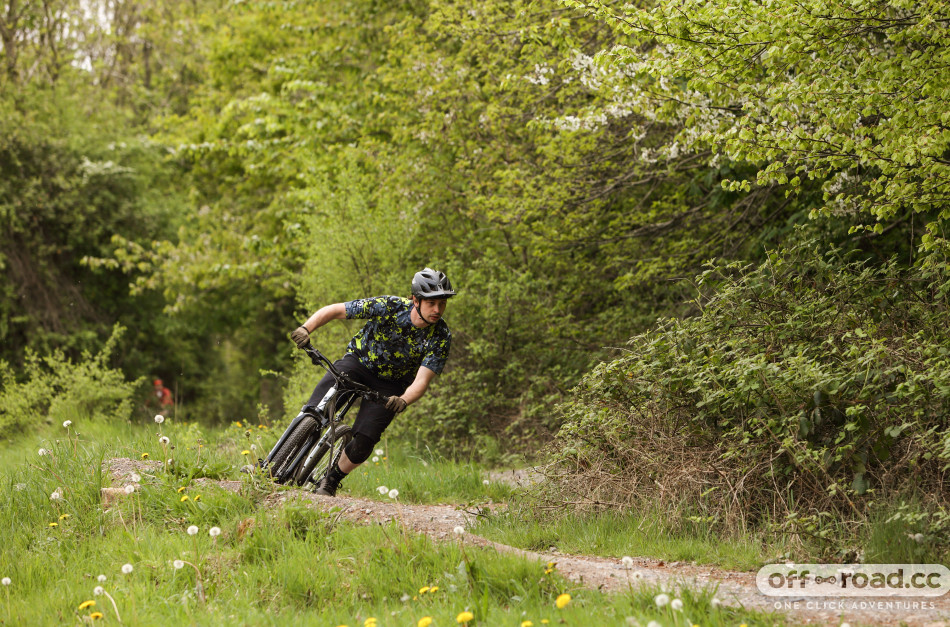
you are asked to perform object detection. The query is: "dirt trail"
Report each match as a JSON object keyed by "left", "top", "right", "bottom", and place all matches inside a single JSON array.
[{"left": 107, "top": 459, "right": 950, "bottom": 626}]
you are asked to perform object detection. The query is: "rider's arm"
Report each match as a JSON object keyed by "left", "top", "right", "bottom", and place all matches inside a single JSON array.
[
  {"left": 301, "top": 303, "right": 347, "bottom": 332},
  {"left": 400, "top": 366, "right": 438, "bottom": 406}
]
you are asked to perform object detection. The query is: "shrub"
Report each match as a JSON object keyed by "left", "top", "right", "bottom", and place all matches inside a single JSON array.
[
  {"left": 0, "top": 326, "right": 137, "bottom": 437},
  {"left": 550, "top": 241, "right": 950, "bottom": 549}
]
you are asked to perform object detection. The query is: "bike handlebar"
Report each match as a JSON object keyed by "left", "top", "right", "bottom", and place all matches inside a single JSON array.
[{"left": 300, "top": 343, "right": 388, "bottom": 405}]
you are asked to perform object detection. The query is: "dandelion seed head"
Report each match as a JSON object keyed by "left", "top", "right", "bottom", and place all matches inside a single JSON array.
[
  {"left": 453, "top": 525, "right": 465, "bottom": 535},
  {"left": 1, "top": 577, "right": 10, "bottom": 586},
  {"left": 121, "top": 563, "right": 133, "bottom": 574},
  {"left": 63, "top": 420, "right": 72, "bottom": 428},
  {"left": 648, "top": 622, "right": 662, "bottom": 627},
  {"left": 711, "top": 597, "right": 721, "bottom": 607},
  {"left": 622, "top": 556, "right": 634, "bottom": 567},
  {"left": 671, "top": 598, "right": 683, "bottom": 611},
  {"left": 154, "top": 414, "right": 165, "bottom": 424},
  {"left": 482, "top": 479, "right": 490, "bottom": 485},
  {"left": 50, "top": 490, "right": 62, "bottom": 501},
  {"left": 159, "top": 436, "right": 169, "bottom": 445},
  {"left": 209, "top": 526, "right": 221, "bottom": 537},
  {"left": 130, "top": 472, "right": 141, "bottom": 482},
  {"left": 388, "top": 489, "right": 399, "bottom": 499},
  {"left": 124, "top": 485, "right": 135, "bottom": 494},
  {"left": 173, "top": 560, "right": 184, "bottom": 570},
  {"left": 632, "top": 571, "right": 644, "bottom": 580},
  {"left": 655, "top": 593, "right": 670, "bottom": 608},
  {"left": 38, "top": 448, "right": 48, "bottom": 456},
  {"left": 97, "top": 575, "right": 106, "bottom": 583},
  {"left": 372, "top": 456, "right": 379, "bottom": 463},
  {"left": 377, "top": 485, "right": 388, "bottom": 495},
  {"left": 187, "top": 525, "right": 199, "bottom": 535},
  {"left": 375, "top": 448, "right": 384, "bottom": 456},
  {"left": 94, "top": 586, "right": 104, "bottom": 596}
]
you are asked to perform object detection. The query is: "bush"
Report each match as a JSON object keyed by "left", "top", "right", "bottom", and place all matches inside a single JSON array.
[
  {"left": 550, "top": 241, "right": 950, "bottom": 552},
  {"left": 0, "top": 326, "right": 137, "bottom": 437}
]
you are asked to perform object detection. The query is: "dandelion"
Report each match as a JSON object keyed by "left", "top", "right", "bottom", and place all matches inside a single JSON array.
[
  {"left": 177, "top": 487, "right": 186, "bottom": 493},
  {"left": 187, "top": 525, "right": 199, "bottom": 535},
  {"left": 173, "top": 560, "right": 184, "bottom": 570},
  {"left": 711, "top": 598, "right": 722, "bottom": 608},
  {"left": 180, "top": 495, "right": 189, "bottom": 502},
  {"left": 130, "top": 473, "right": 141, "bottom": 483},
  {"left": 38, "top": 448, "right": 48, "bottom": 456},
  {"left": 457, "top": 611, "right": 475, "bottom": 624},
  {"left": 193, "top": 495, "right": 201, "bottom": 502},
  {"left": 90, "top": 612, "right": 103, "bottom": 620},
  {"left": 121, "top": 564, "right": 133, "bottom": 574},
  {"left": 58, "top": 513, "right": 70, "bottom": 520},
  {"left": 48, "top": 522, "right": 58, "bottom": 528},
  {"left": 235, "top": 421, "right": 242, "bottom": 427},
  {"left": 671, "top": 598, "right": 683, "bottom": 611},
  {"left": 155, "top": 414, "right": 165, "bottom": 424},
  {"left": 555, "top": 593, "right": 571, "bottom": 609},
  {"left": 1, "top": 578, "right": 9, "bottom": 586},
  {"left": 375, "top": 448, "right": 384, "bottom": 456},
  {"left": 632, "top": 571, "right": 643, "bottom": 580},
  {"left": 251, "top": 444, "right": 257, "bottom": 451},
  {"left": 655, "top": 593, "right": 670, "bottom": 608},
  {"left": 50, "top": 490, "right": 62, "bottom": 501},
  {"left": 419, "top": 586, "right": 430, "bottom": 594},
  {"left": 372, "top": 456, "right": 380, "bottom": 463},
  {"left": 140, "top": 453, "right": 149, "bottom": 459},
  {"left": 124, "top": 485, "right": 135, "bottom": 495},
  {"left": 522, "top": 621, "right": 534, "bottom": 627},
  {"left": 364, "top": 619, "right": 377, "bottom": 627},
  {"left": 94, "top": 586, "right": 104, "bottom": 596},
  {"left": 97, "top": 575, "right": 106, "bottom": 583},
  {"left": 430, "top": 586, "right": 439, "bottom": 593},
  {"left": 241, "top": 450, "right": 251, "bottom": 456},
  {"left": 388, "top": 489, "right": 399, "bottom": 499},
  {"left": 841, "top": 623, "right": 851, "bottom": 627},
  {"left": 159, "top": 436, "right": 169, "bottom": 445},
  {"left": 621, "top": 556, "right": 634, "bottom": 568},
  {"left": 209, "top": 527, "right": 221, "bottom": 537},
  {"left": 377, "top": 486, "right": 388, "bottom": 495},
  {"left": 453, "top": 525, "right": 465, "bottom": 535},
  {"left": 78, "top": 600, "right": 95, "bottom": 610},
  {"left": 63, "top": 420, "right": 72, "bottom": 428},
  {"left": 418, "top": 618, "right": 433, "bottom": 627},
  {"left": 648, "top": 622, "right": 661, "bottom": 627}
]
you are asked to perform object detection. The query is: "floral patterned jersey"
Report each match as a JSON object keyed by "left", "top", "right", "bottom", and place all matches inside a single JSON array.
[{"left": 343, "top": 296, "right": 451, "bottom": 382}]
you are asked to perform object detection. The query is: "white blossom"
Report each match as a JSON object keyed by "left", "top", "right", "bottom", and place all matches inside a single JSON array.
[
  {"left": 1, "top": 577, "right": 9, "bottom": 586},
  {"left": 388, "top": 489, "right": 399, "bottom": 499},
  {"left": 187, "top": 525, "right": 198, "bottom": 536},
  {"left": 377, "top": 486, "right": 388, "bottom": 495},
  {"left": 159, "top": 436, "right": 169, "bottom": 445},
  {"left": 63, "top": 420, "right": 72, "bottom": 428},
  {"left": 130, "top": 473, "right": 140, "bottom": 483},
  {"left": 173, "top": 560, "right": 185, "bottom": 569},
  {"left": 621, "top": 556, "right": 634, "bottom": 568},
  {"left": 50, "top": 489, "right": 63, "bottom": 501},
  {"left": 209, "top": 527, "right": 221, "bottom": 537},
  {"left": 375, "top": 448, "right": 384, "bottom": 456},
  {"left": 94, "top": 586, "right": 104, "bottom": 596},
  {"left": 154, "top": 414, "right": 165, "bottom": 424},
  {"left": 97, "top": 575, "right": 106, "bottom": 583},
  {"left": 121, "top": 564, "right": 133, "bottom": 574},
  {"left": 124, "top": 485, "right": 135, "bottom": 494},
  {"left": 654, "top": 593, "right": 669, "bottom": 608},
  {"left": 372, "top": 456, "right": 379, "bottom": 463},
  {"left": 38, "top": 448, "right": 48, "bottom": 456},
  {"left": 453, "top": 526, "right": 465, "bottom": 535},
  {"left": 671, "top": 598, "right": 683, "bottom": 611}
]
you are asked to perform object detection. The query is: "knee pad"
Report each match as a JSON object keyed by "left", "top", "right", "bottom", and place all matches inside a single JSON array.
[{"left": 344, "top": 432, "right": 378, "bottom": 465}]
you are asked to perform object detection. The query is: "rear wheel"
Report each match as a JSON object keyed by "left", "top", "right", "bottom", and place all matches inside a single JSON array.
[
  {"left": 268, "top": 416, "right": 318, "bottom": 483},
  {"left": 293, "top": 423, "right": 353, "bottom": 486}
]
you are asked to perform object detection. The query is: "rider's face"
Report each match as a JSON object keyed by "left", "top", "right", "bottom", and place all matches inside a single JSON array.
[{"left": 416, "top": 297, "right": 447, "bottom": 324}]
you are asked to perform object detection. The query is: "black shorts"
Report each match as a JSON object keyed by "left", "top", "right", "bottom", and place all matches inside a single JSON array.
[{"left": 305, "top": 353, "right": 410, "bottom": 443}]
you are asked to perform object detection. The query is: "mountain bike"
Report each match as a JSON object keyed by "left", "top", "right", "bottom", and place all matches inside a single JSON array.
[{"left": 262, "top": 344, "right": 387, "bottom": 487}]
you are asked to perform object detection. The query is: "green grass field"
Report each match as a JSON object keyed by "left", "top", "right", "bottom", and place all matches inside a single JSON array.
[{"left": 0, "top": 415, "right": 788, "bottom": 626}]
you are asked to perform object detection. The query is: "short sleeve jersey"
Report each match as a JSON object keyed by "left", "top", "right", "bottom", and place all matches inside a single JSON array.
[{"left": 343, "top": 296, "right": 451, "bottom": 382}]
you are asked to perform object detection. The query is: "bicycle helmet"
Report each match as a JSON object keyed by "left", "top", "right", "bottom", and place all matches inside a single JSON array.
[{"left": 411, "top": 267, "right": 457, "bottom": 298}]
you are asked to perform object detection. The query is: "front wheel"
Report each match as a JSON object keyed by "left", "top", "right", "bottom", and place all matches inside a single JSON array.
[
  {"left": 268, "top": 415, "right": 318, "bottom": 483},
  {"left": 293, "top": 423, "right": 353, "bottom": 486}
]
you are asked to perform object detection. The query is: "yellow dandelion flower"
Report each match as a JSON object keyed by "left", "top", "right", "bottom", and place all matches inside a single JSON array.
[
  {"left": 364, "top": 619, "right": 377, "bottom": 627},
  {"left": 740, "top": 624, "right": 748, "bottom": 627},
  {"left": 48, "top": 522, "right": 58, "bottom": 528},
  {"left": 555, "top": 593, "right": 571, "bottom": 609},
  {"left": 258, "top": 424, "right": 265, "bottom": 429},
  {"left": 78, "top": 600, "right": 96, "bottom": 610},
  {"left": 194, "top": 495, "right": 201, "bottom": 501},
  {"left": 140, "top": 453, "right": 149, "bottom": 459},
  {"left": 522, "top": 621, "right": 534, "bottom": 627},
  {"left": 418, "top": 618, "right": 433, "bottom": 627},
  {"left": 177, "top": 486, "right": 186, "bottom": 493},
  {"left": 419, "top": 586, "right": 430, "bottom": 594},
  {"left": 90, "top": 612, "right": 104, "bottom": 619},
  {"left": 413, "top": 596, "right": 418, "bottom": 601},
  {"left": 429, "top": 586, "right": 439, "bottom": 593},
  {"left": 235, "top": 421, "right": 243, "bottom": 427},
  {"left": 241, "top": 450, "right": 251, "bottom": 456},
  {"left": 541, "top": 621, "right": 550, "bottom": 625},
  {"left": 456, "top": 611, "right": 474, "bottom": 624},
  {"left": 180, "top": 495, "right": 189, "bottom": 502},
  {"left": 544, "top": 568, "right": 554, "bottom": 575},
  {"left": 58, "top": 513, "right": 71, "bottom": 520}
]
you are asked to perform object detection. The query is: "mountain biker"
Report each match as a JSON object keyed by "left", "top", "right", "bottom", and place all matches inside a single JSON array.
[{"left": 289, "top": 267, "right": 455, "bottom": 496}]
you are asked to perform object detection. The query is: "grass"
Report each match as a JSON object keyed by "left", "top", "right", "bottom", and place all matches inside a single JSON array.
[
  {"left": 0, "top": 415, "right": 793, "bottom": 626},
  {"left": 471, "top": 505, "right": 782, "bottom": 572}
]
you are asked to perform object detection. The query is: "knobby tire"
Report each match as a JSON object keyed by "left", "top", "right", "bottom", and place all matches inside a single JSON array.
[
  {"left": 269, "top": 415, "right": 317, "bottom": 483},
  {"left": 293, "top": 423, "right": 353, "bottom": 486}
]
